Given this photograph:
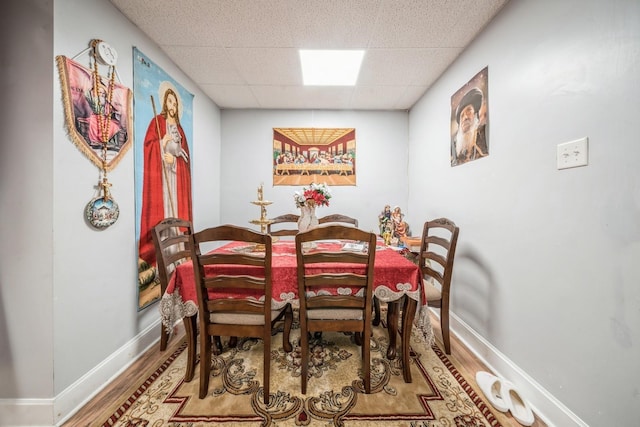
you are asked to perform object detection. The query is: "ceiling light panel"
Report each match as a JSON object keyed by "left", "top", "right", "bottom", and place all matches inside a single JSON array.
[{"left": 300, "top": 49, "right": 365, "bottom": 86}]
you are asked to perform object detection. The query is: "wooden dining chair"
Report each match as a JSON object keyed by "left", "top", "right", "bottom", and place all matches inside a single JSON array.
[
  {"left": 385, "top": 218, "right": 459, "bottom": 354},
  {"left": 419, "top": 218, "right": 459, "bottom": 354},
  {"left": 151, "top": 217, "right": 193, "bottom": 352},
  {"left": 318, "top": 213, "right": 359, "bottom": 228},
  {"left": 267, "top": 213, "right": 300, "bottom": 236},
  {"left": 295, "top": 225, "right": 377, "bottom": 394},
  {"left": 190, "top": 224, "right": 293, "bottom": 403}
]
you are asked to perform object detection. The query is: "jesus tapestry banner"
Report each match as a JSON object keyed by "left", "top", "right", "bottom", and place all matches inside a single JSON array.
[
  {"left": 56, "top": 55, "right": 132, "bottom": 171},
  {"left": 133, "top": 47, "right": 194, "bottom": 310}
]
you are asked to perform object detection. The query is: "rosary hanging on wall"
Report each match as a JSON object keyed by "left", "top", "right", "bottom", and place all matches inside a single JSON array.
[
  {"left": 56, "top": 39, "right": 133, "bottom": 229},
  {"left": 84, "top": 39, "right": 121, "bottom": 229}
]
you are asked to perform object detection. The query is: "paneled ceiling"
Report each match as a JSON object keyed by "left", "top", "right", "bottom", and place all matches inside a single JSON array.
[{"left": 109, "top": 0, "right": 508, "bottom": 111}]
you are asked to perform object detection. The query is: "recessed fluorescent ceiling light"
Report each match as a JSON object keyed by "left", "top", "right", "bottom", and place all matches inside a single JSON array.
[{"left": 300, "top": 49, "right": 365, "bottom": 86}]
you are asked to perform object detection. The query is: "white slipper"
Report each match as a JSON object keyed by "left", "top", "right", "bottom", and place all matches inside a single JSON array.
[
  {"left": 475, "top": 371, "right": 509, "bottom": 412},
  {"left": 502, "top": 380, "right": 535, "bottom": 426}
]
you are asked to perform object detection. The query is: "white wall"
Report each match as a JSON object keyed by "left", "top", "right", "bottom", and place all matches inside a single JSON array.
[
  {"left": 0, "top": 0, "right": 55, "bottom": 407},
  {"left": 1, "top": 0, "right": 221, "bottom": 425},
  {"left": 408, "top": 0, "right": 640, "bottom": 425},
  {"left": 220, "top": 110, "right": 410, "bottom": 233},
  {"left": 52, "top": 0, "right": 221, "bottom": 418}
]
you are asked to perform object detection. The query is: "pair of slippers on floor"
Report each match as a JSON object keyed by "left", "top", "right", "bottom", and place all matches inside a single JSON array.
[{"left": 476, "top": 371, "right": 535, "bottom": 426}]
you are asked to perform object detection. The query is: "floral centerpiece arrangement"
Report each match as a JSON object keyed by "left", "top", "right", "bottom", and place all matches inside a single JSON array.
[
  {"left": 294, "top": 182, "right": 332, "bottom": 208},
  {"left": 294, "top": 183, "right": 331, "bottom": 234}
]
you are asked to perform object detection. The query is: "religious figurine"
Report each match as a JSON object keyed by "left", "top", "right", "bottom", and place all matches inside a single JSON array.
[
  {"left": 378, "top": 204, "right": 391, "bottom": 236},
  {"left": 391, "top": 206, "right": 409, "bottom": 240},
  {"left": 382, "top": 221, "right": 393, "bottom": 246}
]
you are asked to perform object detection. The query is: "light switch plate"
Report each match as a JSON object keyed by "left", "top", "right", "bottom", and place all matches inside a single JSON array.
[{"left": 557, "top": 137, "right": 588, "bottom": 170}]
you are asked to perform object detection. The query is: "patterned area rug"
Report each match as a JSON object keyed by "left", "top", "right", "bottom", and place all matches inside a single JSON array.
[{"left": 100, "top": 321, "right": 505, "bottom": 427}]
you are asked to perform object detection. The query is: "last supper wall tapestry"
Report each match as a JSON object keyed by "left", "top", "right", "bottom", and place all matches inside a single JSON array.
[{"left": 273, "top": 128, "right": 356, "bottom": 186}]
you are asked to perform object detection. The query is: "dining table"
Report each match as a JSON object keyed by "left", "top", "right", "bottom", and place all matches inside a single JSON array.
[{"left": 159, "top": 237, "right": 434, "bottom": 384}]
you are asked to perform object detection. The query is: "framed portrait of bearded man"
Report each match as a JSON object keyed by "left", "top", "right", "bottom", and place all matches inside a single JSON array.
[{"left": 450, "top": 66, "right": 489, "bottom": 167}]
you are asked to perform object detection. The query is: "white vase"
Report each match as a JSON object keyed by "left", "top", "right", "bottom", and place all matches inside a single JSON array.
[{"left": 298, "top": 203, "right": 319, "bottom": 233}]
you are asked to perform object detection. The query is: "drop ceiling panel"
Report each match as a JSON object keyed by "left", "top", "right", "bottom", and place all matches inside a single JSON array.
[
  {"left": 394, "top": 86, "right": 430, "bottom": 110},
  {"left": 285, "top": 1, "right": 381, "bottom": 48},
  {"left": 357, "top": 48, "right": 463, "bottom": 86},
  {"left": 193, "top": 0, "right": 295, "bottom": 47},
  {"left": 370, "top": 0, "right": 506, "bottom": 48},
  {"left": 109, "top": 0, "right": 509, "bottom": 110},
  {"left": 251, "top": 85, "right": 355, "bottom": 110},
  {"left": 116, "top": 0, "right": 217, "bottom": 46},
  {"left": 200, "top": 84, "right": 258, "bottom": 109},
  {"left": 350, "top": 85, "right": 408, "bottom": 110},
  {"left": 162, "top": 46, "right": 242, "bottom": 85},
  {"left": 226, "top": 48, "right": 303, "bottom": 85}
]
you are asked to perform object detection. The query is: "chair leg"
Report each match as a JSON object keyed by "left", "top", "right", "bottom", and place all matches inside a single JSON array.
[
  {"left": 440, "top": 308, "right": 451, "bottom": 354},
  {"left": 271, "top": 305, "right": 288, "bottom": 323},
  {"left": 386, "top": 301, "right": 400, "bottom": 360},
  {"left": 214, "top": 336, "right": 223, "bottom": 354},
  {"left": 160, "top": 322, "right": 170, "bottom": 351},
  {"left": 199, "top": 332, "right": 212, "bottom": 399},
  {"left": 282, "top": 305, "right": 293, "bottom": 353},
  {"left": 372, "top": 296, "right": 381, "bottom": 326},
  {"left": 400, "top": 298, "right": 417, "bottom": 383},
  {"left": 183, "top": 315, "right": 197, "bottom": 382},
  {"left": 300, "top": 320, "right": 309, "bottom": 394},
  {"left": 363, "top": 322, "right": 371, "bottom": 394},
  {"left": 271, "top": 304, "right": 293, "bottom": 352},
  {"left": 263, "top": 332, "right": 271, "bottom": 404},
  {"left": 228, "top": 336, "right": 238, "bottom": 349}
]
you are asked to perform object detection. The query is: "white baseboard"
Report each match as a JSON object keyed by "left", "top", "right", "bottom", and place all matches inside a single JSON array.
[
  {"left": 54, "top": 319, "right": 160, "bottom": 425},
  {"left": 0, "top": 399, "right": 54, "bottom": 427},
  {"left": 444, "top": 309, "right": 589, "bottom": 427},
  {"left": 0, "top": 319, "right": 161, "bottom": 427}
]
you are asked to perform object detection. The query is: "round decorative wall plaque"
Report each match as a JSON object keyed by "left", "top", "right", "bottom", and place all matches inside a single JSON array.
[{"left": 85, "top": 196, "right": 119, "bottom": 229}]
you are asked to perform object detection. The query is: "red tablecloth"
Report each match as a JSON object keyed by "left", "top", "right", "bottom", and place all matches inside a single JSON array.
[{"left": 160, "top": 239, "right": 434, "bottom": 345}]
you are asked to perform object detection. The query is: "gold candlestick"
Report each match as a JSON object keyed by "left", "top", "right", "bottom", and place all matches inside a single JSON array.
[{"left": 249, "top": 183, "right": 274, "bottom": 234}]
